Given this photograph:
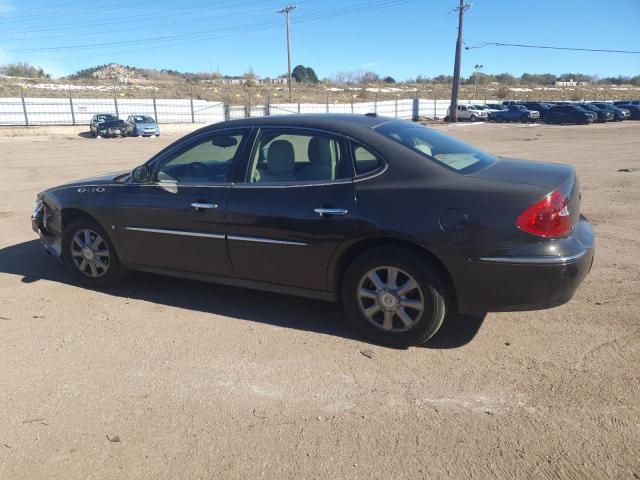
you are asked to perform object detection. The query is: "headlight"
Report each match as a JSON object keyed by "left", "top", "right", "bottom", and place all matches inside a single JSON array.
[{"left": 32, "top": 198, "right": 43, "bottom": 218}]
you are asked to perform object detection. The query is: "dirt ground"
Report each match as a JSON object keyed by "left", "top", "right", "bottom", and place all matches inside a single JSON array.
[{"left": 0, "top": 121, "right": 639, "bottom": 479}]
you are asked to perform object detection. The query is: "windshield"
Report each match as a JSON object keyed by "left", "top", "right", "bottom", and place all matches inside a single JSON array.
[
  {"left": 375, "top": 121, "right": 496, "bottom": 174},
  {"left": 97, "top": 114, "right": 118, "bottom": 122},
  {"left": 133, "top": 115, "right": 155, "bottom": 123}
]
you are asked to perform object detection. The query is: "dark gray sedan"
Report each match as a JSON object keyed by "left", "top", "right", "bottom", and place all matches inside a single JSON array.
[{"left": 31, "top": 114, "right": 594, "bottom": 347}]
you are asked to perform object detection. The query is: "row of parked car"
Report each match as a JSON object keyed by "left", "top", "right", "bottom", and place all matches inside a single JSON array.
[
  {"left": 446, "top": 100, "right": 640, "bottom": 124},
  {"left": 89, "top": 113, "right": 160, "bottom": 138}
]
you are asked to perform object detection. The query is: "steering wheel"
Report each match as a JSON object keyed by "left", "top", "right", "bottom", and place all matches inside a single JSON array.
[{"left": 186, "top": 162, "right": 209, "bottom": 179}]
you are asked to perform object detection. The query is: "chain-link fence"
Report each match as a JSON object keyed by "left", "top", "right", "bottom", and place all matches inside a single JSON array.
[{"left": 0, "top": 82, "right": 626, "bottom": 126}]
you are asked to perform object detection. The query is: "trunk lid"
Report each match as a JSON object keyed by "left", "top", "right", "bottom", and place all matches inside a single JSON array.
[{"left": 471, "top": 157, "right": 581, "bottom": 229}]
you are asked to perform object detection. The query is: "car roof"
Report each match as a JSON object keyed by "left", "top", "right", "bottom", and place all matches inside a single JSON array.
[{"left": 201, "top": 113, "right": 395, "bottom": 132}]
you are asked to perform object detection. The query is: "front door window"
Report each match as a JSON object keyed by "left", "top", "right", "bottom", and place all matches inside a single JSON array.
[{"left": 156, "top": 131, "right": 246, "bottom": 185}]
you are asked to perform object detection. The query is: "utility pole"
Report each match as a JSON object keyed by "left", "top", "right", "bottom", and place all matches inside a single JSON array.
[
  {"left": 277, "top": 4, "right": 297, "bottom": 102},
  {"left": 449, "top": 0, "right": 472, "bottom": 122},
  {"left": 473, "top": 63, "right": 483, "bottom": 100}
]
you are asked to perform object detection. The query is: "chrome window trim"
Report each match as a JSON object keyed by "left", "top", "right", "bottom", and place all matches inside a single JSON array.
[
  {"left": 231, "top": 178, "right": 352, "bottom": 189},
  {"left": 472, "top": 249, "right": 589, "bottom": 265},
  {"left": 125, "top": 227, "right": 225, "bottom": 240}
]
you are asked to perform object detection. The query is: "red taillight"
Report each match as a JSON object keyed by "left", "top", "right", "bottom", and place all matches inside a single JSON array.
[{"left": 516, "top": 190, "right": 572, "bottom": 237}]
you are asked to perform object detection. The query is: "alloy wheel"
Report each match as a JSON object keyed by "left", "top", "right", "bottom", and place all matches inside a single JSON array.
[
  {"left": 70, "top": 229, "right": 110, "bottom": 278},
  {"left": 357, "top": 266, "right": 425, "bottom": 332}
]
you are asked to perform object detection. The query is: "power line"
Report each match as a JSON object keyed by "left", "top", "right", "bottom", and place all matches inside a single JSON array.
[
  {"left": 0, "top": 0, "right": 274, "bottom": 32},
  {"left": 465, "top": 42, "right": 640, "bottom": 54},
  {"left": 0, "top": 0, "right": 174, "bottom": 22},
  {"left": 8, "top": 0, "right": 418, "bottom": 54},
  {"left": 2, "top": 5, "right": 274, "bottom": 41}
]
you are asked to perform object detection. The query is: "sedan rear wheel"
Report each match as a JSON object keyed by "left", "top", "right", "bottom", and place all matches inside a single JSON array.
[
  {"left": 342, "top": 247, "right": 447, "bottom": 347},
  {"left": 357, "top": 266, "right": 424, "bottom": 333}
]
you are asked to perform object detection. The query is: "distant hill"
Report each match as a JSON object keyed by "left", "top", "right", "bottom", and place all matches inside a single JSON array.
[{"left": 66, "top": 63, "right": 189, "bottom": 83}]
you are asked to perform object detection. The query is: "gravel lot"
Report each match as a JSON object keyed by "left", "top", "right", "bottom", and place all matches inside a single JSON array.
[{"left": 1, "top": 121, "right": 639, "bottom": 479}]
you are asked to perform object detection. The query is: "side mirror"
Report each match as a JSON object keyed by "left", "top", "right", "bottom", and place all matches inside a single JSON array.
[{"left": 132, "top": 165, "right": 151, "bottom": 183}]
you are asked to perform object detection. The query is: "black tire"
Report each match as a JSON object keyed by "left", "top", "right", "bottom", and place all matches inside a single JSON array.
[
  {"left": 342, "top": 247, "right": 447, "bottom": 348},
  {"left": 444, "top": 116, "right": 450, "bottom": 122},
  {"left": 495, "top": 116, "right": 504, "bottom": 123},
  {"left": 470, "top": 115, "right": 477, "bottom": 122},
  {"left": 91, "top": 128, "right": 96, "bottom": 138},
  {"left": 62, "top": 217, "right": 127, "bottom": 288}
]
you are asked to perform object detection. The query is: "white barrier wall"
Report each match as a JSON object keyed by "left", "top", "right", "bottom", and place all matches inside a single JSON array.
[{"left": 0, "top": 96, "right": 511, "bottom": 126}]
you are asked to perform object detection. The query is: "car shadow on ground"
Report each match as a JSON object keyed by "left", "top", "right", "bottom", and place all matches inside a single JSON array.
[
  {"left": 0, "top": 239, "right": 486, "bottom": 349},
  {"left": 77, "top": 131, "right": 94, "bottom": 138}
]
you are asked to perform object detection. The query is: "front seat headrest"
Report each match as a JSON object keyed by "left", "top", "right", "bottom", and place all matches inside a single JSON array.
[
  {"left": 267, "top": 140, "right": 295, "bottom": 173},
  {"left": 308, "top": 137, "right": 332, "bottom": 165}
]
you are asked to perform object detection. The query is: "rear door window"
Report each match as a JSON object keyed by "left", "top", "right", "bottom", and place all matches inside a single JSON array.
[
  {"left": 352, "top": 144, "right": 384, "bottom": 176},
  {"left": 246, "top": 129, "right": 352, "bottom": 184}
]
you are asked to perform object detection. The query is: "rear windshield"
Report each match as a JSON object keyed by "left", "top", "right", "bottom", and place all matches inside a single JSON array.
[{"left": 375, "top": 121, "right": 496, "bottom": 174}]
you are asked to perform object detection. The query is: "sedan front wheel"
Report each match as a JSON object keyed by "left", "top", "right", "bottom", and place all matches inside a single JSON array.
[
  {"left": 342, "top": 247, "right": 447, "bottom": 347},
  {"left": 62, "top": 218, "right": 126, "bottom": 287}
]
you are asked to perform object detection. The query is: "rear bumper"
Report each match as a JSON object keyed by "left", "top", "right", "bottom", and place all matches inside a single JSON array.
[{"left": 453, "top": 217, "right": 595, "bottom": 313}]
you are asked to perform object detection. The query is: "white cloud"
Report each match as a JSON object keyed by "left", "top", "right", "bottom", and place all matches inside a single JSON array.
[{"left": 0, "top": 0, "right": 15, "bottom": 17}]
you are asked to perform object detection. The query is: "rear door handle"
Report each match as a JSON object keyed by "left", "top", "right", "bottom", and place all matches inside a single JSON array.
[
  {"left": 191, "top": 202, "right": 218, "bottom": 210},
  {"left": 314, "top": 208, "right": 348, "bottom": 217}
]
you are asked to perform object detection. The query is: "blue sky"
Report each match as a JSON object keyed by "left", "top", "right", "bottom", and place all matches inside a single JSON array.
[{"left": 0, "top": 0, "right": 638, "bottom": 80}]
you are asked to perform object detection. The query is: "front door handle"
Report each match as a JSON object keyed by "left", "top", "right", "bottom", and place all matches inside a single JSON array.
[
  {"left": 314, "top": 208, "right": 348, "bottom": 217},
  {"left": 191, "top": 202, "right": 218, "bottom": 210}
]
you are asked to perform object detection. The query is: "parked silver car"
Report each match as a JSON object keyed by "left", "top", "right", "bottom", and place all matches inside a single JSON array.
[{"left": 126, "top": 115, "right": 160, "bottom": 137}]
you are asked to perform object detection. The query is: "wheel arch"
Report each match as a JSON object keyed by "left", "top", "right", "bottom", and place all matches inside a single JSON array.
[
  {"left": 61, "top": 208, "right": 100, "bottom": 231},
  {"left": 330, "top": 236, "right": 458, "bottom": 310}
]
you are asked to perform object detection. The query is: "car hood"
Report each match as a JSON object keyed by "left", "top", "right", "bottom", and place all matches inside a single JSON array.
[
  {"left": 98, "top": 120, "right": 126, "bottom": 127},
  {"left": 43, "top": 170, "right": 129, "bottom": 193}
]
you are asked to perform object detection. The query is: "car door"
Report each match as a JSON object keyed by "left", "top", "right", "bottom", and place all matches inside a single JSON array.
[
  {"left": 115, "top": 127, "right": 251, "bottom": 277},
  {"left": 225, "top": 127, "right": 357, "bottom": 292}
]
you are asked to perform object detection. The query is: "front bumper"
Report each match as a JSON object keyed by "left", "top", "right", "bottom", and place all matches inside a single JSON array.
[
  {"left": 99, "top": 126, "right": 125, "bottom": 137},
  {"left": 31, "top": 201, "right": 63, "bottom": 260},
  {"left": 454, "top": 217, "right": 595, "bottom": 313},
  {"left": 133, "top": 127, "right": 160, "bottom": 136}
]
